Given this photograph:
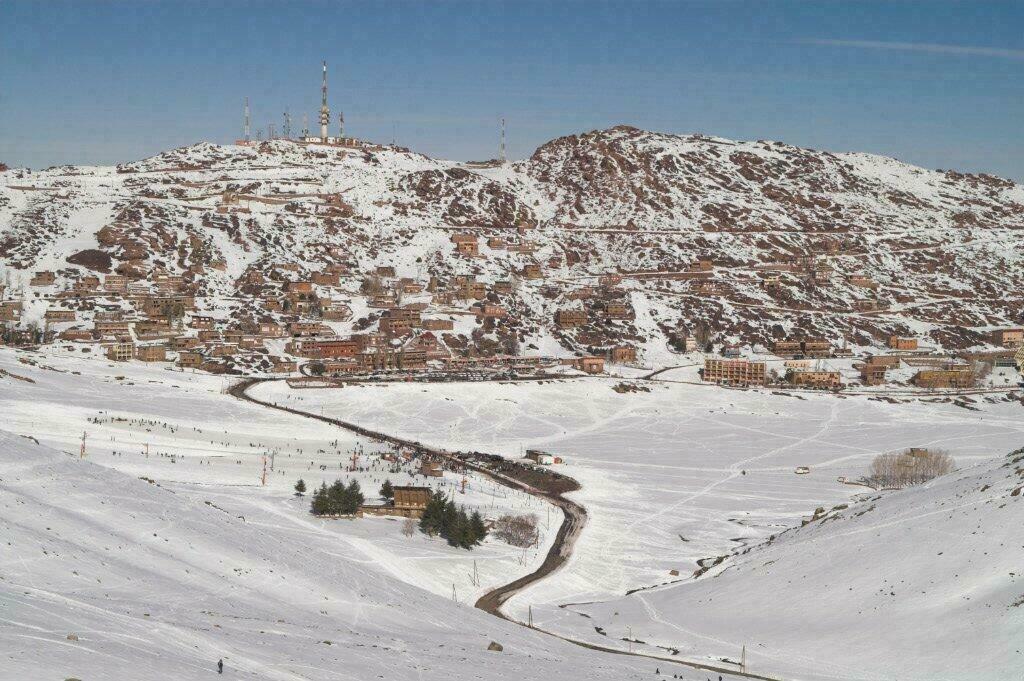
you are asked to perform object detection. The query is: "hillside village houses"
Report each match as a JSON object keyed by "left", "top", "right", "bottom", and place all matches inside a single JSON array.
[{"left": 0, "top": 219, "right": 1019, "bottom": 393}]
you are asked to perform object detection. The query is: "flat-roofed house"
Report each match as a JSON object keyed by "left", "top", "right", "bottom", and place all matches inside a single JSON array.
[{"left": 991, "top": 328, "right": 1024, "bottom": 348}]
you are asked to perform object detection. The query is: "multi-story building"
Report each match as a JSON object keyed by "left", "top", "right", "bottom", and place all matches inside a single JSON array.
[
  {"left": 105, "top": 342, "right": 134, "bottom": 362},
  {"left": 555, "top": 309, "right": 587, "bottom": 328},
  {"left": 991, "top": 328, "right": 1024, "bottom": 348},
  {"left": 789, "top": 370, "right": 842, "bottom": 390},
  {"left": 889, "top": 336, "right": 918, "bottom": 351},
  {"left": 703, "top": 358, "right": 767, "bottom": 386},
  {"left": 912, "top": 367, "right": 974, "bottom": 389},
  {"left": 135, "top": 344, "right": 168, "bottom": 362}
]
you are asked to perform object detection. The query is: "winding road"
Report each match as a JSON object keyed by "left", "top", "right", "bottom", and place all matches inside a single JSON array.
[{"left": 230, "top": 377, "right": 784, "bottom": 681}]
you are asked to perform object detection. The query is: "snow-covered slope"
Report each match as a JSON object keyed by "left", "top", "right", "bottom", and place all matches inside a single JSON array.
[
  {"left": 249, "top": 376, "right": 1024, "bottom": 680},
  {"left": 2, "top": 127, "right": 1022, "bottom": 362},
  {"left": 576, "top": 449, "right": 1024, "bottom": 681},
  {"left": 0, "top": 427, "right": 706, "bottom": 681}
]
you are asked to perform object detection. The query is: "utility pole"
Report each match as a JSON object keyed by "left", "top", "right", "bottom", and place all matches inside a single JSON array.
[
  {"left": 627, "top": 626, "right": 632, "bottom": 653},
  {"left": 261, "top": 455, "right": 268, "bottom": 486},
  {"left": 528, "top": 604, "right": 533, "bottom": 628},
  {"left": 79, "top": 431, "right": 87, "bottom": 459},
  {"left": 339, "top": 111, "right": 344, "bottom": 139},
  {"left": 301, "top": 113, "right": 309, "bottom": 139},
  {"left": 741, "top": 644, "right": 747, "bottom": 672},
  {"left": 451, "top": 583, "right": 457, "bottom": 603}
]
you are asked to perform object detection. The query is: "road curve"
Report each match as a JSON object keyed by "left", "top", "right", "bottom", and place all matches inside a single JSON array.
[
  {"left": 227, "top": 378, "right": 588, "bottom": 615},
  {"left": 229, "top": 377, "right": 785, "bottom": 681}
]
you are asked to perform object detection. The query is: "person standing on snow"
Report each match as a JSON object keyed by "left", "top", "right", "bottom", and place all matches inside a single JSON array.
[{"left": 217, "top": 659, "right": 224, "bottom": 674}]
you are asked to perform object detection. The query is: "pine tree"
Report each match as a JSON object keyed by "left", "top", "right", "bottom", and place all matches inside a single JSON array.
[
  {"left": 419, "top": 491, "right": 446, "bottom": 536},
  {"left": 469, "top": 510, "right": 487, "bottom": 545},
  {"left": 328, "top": 480, "right": 347, "bottom": 515},
  {"left": 345, "top": 479, "right": 364, "bottom": 513},
  {"left": 310, "top": 483, "right": 330, "bottom": 515},
  {"left": 440, "top": 499, "right": 458, "bottom": 539},
  {"left": 380, "top": 479, "right": 394, "bottom": 502},
  {"left": 446, "top": 510, "right": 466, "bottom": 548},
  {"left": 294, "top": 479, "right": 307, "bottom": 497}
]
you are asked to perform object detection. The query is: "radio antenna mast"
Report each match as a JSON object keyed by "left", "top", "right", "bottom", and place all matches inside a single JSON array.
[
  {"left": 319, "top": 60, "right": 330, "bottom": 142},
  {"left": 243, "top": 97, "right": 250, "bottom": 142},
  {"left": 500, "top": 117, "right": 506, "bottom": 163}
]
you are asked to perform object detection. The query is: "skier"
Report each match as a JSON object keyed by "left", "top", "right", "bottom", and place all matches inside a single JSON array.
[{"left": 217, "top": 659, "right": 224, "bottom": 674}]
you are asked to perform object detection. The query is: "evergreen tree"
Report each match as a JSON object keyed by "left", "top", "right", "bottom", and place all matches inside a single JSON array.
[
  {"left": 419, "top": 491, "right": 446, "bottom": 536},
  {"left": 469, "top": 510, "right": 487, "bottom": 545},
  {"left": 380, "top": 479, "right": 394, "bottom": 502},
  {"left": 447, "top": 510, "right": 467, "bottom": 548},
  {"left": 294, "top": 479, "right": 307, "bottom": 497},
  {"left": 345, "top": 479, "right": 364, "bottom": 513},
  {"left": 328, "top": 480, "right": 349, "bottom": 514},
  {"left": 310, "top": 483, "right": 330, "bottom": 515},
  {"left": 440, "top": 499, "right": 458, "bottom": 538}
]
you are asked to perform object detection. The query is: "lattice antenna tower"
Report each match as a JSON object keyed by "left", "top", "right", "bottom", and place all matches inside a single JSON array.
[
  {"left": 243, "top": 97, "right": 250, "bottom": 142},
  {"left": 500, "top": 117, "right": 506, "bottom": 163}
]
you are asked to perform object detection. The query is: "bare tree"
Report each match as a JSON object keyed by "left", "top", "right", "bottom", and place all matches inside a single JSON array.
[
  {"left": 401, "top": 517, "right": 416, "bottom": 537},
  {"left": 867, "top": 448, "right": 954, "bottom": 489},
  {"left": 493, "top": 514, "right": 538, "bottom": 547}
]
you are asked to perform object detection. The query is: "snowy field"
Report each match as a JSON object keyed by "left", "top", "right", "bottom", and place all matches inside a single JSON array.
[
  {"left": 3, "top": 346, "right": 734, "bottom": 681},
  {"left": 1, "top": 430, "right": 718, "bottom": 681},
  {"left": 0, "top": 346, "right": 561, "bottom": 607},
  {"left": 3, "top": 344, "right": 1022, "bottom": 680},
  {"left": 253, "top": 375, "right": 1024, "bottom": 679}
]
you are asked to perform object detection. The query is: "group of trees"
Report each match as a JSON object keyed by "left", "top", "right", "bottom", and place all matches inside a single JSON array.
[
  {"left": 866, "top": 448, "right": 955, "bottom": 489},
  {"left": 492, "top": 513, "right": 539, "bottom": 548},
  {"left": 309, "top": 479, "right": 365, "bottom": 516},
  {"left": 419, "top": 490, "right": 487, "bottom": 549}
]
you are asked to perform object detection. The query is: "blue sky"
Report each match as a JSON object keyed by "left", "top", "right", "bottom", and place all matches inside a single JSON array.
[{"left": 2, "top": 1, "right": 1023, "bottom": 179}]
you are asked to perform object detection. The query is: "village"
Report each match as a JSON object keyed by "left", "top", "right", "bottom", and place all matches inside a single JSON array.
[{"left": 1, "top": 246, "right": 1021, "bottom": 394}]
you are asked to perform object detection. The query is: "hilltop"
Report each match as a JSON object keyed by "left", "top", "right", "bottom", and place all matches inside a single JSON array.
[{"left": 1, "top": 127, "right": 1022, "bottom": 372}]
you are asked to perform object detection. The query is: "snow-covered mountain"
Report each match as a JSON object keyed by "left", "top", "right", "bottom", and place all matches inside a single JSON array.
[{"left": 1, "top": 126, "right": 1022, "bottom": 360}]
